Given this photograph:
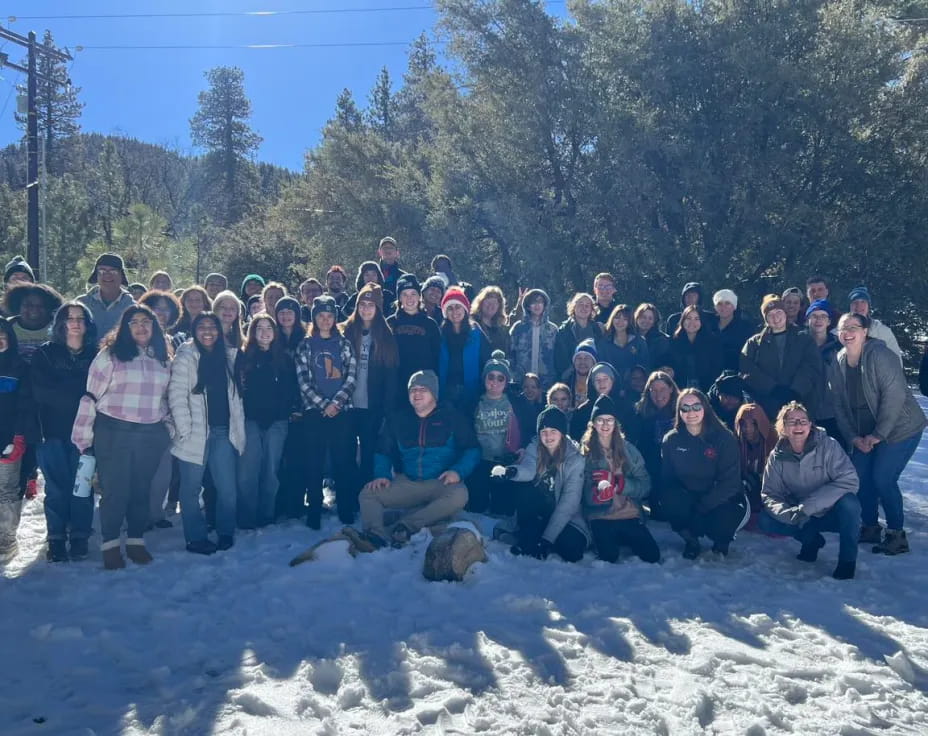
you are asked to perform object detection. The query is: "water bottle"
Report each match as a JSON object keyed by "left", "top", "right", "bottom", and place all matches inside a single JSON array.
[{"left": 73, "top": 451, "right": 96, "bottom": 498}]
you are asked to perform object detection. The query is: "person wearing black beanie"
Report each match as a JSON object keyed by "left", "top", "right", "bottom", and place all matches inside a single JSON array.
[
  {"left": 579, "top": 393, "right": 660, "bottom": 564},
  {"left": 492, "top": 405, "right": 590, "bottom": 562},
  {"left": 388, "top": 273, "right": 441, "bottom": 397}
]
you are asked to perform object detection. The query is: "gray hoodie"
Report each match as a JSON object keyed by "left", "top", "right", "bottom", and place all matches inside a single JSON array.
[{"left": 762, "top": 427, "right": 858, "bottom": 524}]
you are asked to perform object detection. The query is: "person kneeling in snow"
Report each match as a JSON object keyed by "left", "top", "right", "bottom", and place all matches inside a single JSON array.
[
  {"left": 493, "top": 406, "right": 590, "bottom": 562},
  {"left": 758, "top": 402, "right": 860, "bottom": 580},
  {"left": 358, "top": 370, "right": 478, "bottom": 549}
]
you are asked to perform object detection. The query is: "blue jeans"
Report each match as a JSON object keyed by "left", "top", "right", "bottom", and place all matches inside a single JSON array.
[
  {"left": 759, "top": 493, "right": 862, "bottom": 562},
  {"left": 851, "top": 431, "right": 921, "bottom": 529},
  {"left": 178, "top": 427, "right": 238, "bottom": 543},
  {"left": 237, "top": 420, "right": 288, "bottom": 528},
  {"left": 38, "top": 439, "right": 93, "bottom": 542}
]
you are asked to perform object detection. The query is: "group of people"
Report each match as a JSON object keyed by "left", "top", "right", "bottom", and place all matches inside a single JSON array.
[{"left": 1, "top": 238, "right": 925, "bottom": 580}]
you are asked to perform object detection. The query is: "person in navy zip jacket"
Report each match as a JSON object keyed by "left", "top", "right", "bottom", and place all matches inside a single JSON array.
[{"left": 358, "top": 370, "right": 478, "bottom": 549}]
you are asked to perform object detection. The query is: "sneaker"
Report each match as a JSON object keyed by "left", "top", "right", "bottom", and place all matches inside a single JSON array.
[
  {"left": 859, "top": 524, "right": 883, "bottom": 544},
  {"left": 186, "top": 539, "right": 218, "bottom": 555},
  {"left": 46, "top": 540, "right": 69, "bottom": 563},
  {"left": 68, "top": 538, "right": 89, "bottom": 561},
  {"left": 217, "top": 535, "right": 234, "bottom": 551},
  {"left": 102, "top": 546, "right": 125, "bottom": 570},
  {"left": 126, "top": 543, "right": 153, "bottom": 565},
  {"left": 832, "top": 560, "right": 856, "bottom": 580},
  {"left": 796, "top": 533, "right": 826, "bottom": 562},
  {"left": 872, "top": 529, "right": 909, "bottom": 556},
  {"left": 24, "top": 478, "right": 38, "bottom": 500}
]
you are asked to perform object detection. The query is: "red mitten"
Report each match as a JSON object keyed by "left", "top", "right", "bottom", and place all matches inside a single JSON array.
[{"left": 0, "top": 435, "right": 25, "bottom": 464}]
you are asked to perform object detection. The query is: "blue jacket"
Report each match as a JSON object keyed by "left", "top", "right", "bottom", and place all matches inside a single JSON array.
[
  {"left": 439, "top": 323, "right": 489, "bottom": 410},
  {"left": 374, "top": 405, "right": 480, "bottom": 482}
]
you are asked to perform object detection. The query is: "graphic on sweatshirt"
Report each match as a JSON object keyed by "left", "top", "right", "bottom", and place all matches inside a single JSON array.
[{"left": 314, "top": 351, "right": 343, "bottom": 380}]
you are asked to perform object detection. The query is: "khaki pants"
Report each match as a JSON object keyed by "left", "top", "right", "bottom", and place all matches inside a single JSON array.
[{"left": 359, "top": 474, "right": 468, "bottom": 541}]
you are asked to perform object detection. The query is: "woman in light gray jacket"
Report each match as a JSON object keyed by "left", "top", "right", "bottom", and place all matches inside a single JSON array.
[
  {"left": 495, "top": 406, "right": 589, "bottom": 562},
  {"left": 759, "top": 402, "right": 860, "bottom": 579},
  {"left": 829, "top": 312, "right": 926, "bottom": 555},
  {"left": 169, "top": 312, "right": 246, "bottom": 555}
]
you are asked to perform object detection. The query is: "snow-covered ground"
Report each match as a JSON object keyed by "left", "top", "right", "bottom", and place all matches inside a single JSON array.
[{"left": 4, "top": 403, "right": 928, "bottom": 735}]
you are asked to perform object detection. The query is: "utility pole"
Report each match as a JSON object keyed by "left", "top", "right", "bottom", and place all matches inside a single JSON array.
[{"left": 0, "top": 26, "right": 72, "bottom": 271}]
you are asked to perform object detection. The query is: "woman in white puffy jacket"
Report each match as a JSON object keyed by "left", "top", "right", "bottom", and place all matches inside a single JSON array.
[{"left": 169, "top": 312, "right": 245, "bottom": 555}]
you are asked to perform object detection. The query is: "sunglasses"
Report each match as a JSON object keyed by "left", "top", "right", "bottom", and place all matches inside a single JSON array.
[{"left": 680, "top": 403, "right": 704, "bottom": 413}]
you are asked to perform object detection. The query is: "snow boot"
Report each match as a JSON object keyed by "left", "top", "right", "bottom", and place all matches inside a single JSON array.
[
  {"left": 872, "top": 529, "right": 909, "bottom": 555},
  {"left": 46, "top": 539, "right": 69, "bottom": 563},
  {"left": 680, "top": 530, "right": 701, "bottom": 560},
  {"left": 69, "top": 538, "right": 89, "bottom": 561},
  {"left": 858, "top": 524, "right": 883, "bottom": 545},
  {"left": 217, "top": 535, "right": 234, "bottom": 551},
  {"left": 423, "top": 523, "right": 487, "bottom": 582},
  {"left": 126, "top": 541, "right": 153, "bottom": 565},
  {"left": 102, "top": 546, "right": 125, "bottom": 570},
  {"left": 832, "top": 560, "right": 856, "bottom": 580},
  {"left": 186, "top": 540, "right": 218, "bottom": 555},
  {"left": 797, "top": 533, "right": 826, "bottom": 562}
]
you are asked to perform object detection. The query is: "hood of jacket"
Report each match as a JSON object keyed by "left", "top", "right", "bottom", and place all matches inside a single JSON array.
[
  {"left": 355, "top": 261, "right": 385, "bottom": 291},
  {"left": 681, "top": 281, "right": 703, "bottom": 308},
  {"left": 735, "top": 402, "right": 778, "bottom": 452},
  {"left": 520, "top": 288, "right": 551, "bottom": 322}
]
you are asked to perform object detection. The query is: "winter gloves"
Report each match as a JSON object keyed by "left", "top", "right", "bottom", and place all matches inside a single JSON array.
[
  {"left": 0, "top": 436, "right": 25, "bottom": 464},
  {"left": 491, "top": 465, "right": 518, "bottom": 480}
]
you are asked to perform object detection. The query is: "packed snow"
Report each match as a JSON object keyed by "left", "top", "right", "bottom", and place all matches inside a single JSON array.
[{"left": 4, "top": 402, "right": 928, "bottom": 735}]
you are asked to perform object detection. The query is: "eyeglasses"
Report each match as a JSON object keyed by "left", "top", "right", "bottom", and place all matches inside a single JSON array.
[
  {"left": 593, "top": 417, "right": 616, "bottom": 426},
  {"left": 680, "top": 403, "right": 704, "bottom": 413},
  {"left": 128, "top": 318, "right": 152, "bottom": 328},
  {"left": 785, "top": 419, "right": 810, "bottom": 427}
]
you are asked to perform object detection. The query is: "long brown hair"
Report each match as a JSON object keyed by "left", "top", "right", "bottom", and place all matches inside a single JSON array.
[
  {"left": 580, "top": 417, "right": 628, "bottom": 473},
  {"left": 240, "top": 314, "right": 289, "bottom": 375},
  {"left": 673, "top": 305, "right": 702, "bottom": 339},
  {"left": 537, "top": 431, "right": 567, "bottom": 476},
  {"left": 673, "top": 387, "right": 729, "bottom": 436},
  {"left": 342, "top": 299, "right": 399, "bottom": 368},
  {"left": 605, "top": 303, "right": 635, "bottom": 338},
  {"left": 471, "top": 286, "right": 509, "bottom": 328},
  {"left": 635, "top": 370, "right": 680, "bottom": 417}
]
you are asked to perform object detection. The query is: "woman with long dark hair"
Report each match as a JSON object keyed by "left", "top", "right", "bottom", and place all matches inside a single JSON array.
[
  {"left": 438, "top": 287, "right": 491, "bottom": 413},
  {"left": 71, "top": 305, "right": 173, "bottom": 569},
  {"left": 32, "top": 302, "right": 98, "bottom": 562},
  {"left": 342, "top": 284, "right": 399, "bottom": 494},
  {"left": 580, "top": 394, "right": 659, "bottom": 563},
  {"left": 235, "top": 314, "right": 298, "bottom": 529},
  {"left": 660, "top": 388, "right": 748, "bottom": 559},
  {"left": 171, "top": 285, "right": 212, "bottom": 347},
  {"left": 634, "top": 370, "right": 680, "bottom": 519},
  {"left": 494, "top": 406, "right": 589, "bottom": 562},
  {"left": 595, "top": 304, "right": 650, "bottom": 384},
  {"left": 669, "top": 305, "right": 724, "bottom": 392},
  {"left": 169, "top": 312, "right": 245, "bottom": 554},
  {"left": 634, "top": 303, "right": 671, "bottom": 372}
]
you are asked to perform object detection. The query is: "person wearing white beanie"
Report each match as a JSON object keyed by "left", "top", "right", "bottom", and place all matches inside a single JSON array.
[{"left": 713, "top": 288, "right": 755, "bottom": 371}]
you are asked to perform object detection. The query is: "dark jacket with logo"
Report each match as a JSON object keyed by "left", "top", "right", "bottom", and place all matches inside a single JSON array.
[
  {"left": 387, "top": 308, "right": 441, "bottom": 392},
  {"left": 374, "top": 404, "right": 480, "bottom": 482},
  {"left": 660, "top": 423, "right": 741, "bottom": 512}
]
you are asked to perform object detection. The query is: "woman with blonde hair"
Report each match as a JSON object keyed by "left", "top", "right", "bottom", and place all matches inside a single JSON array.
[
  {"left": 555, "top": 292, "right": 603, "bottom": 380},
  {"left": 471, "top": 286, "right": 510, "bottom": 356}
]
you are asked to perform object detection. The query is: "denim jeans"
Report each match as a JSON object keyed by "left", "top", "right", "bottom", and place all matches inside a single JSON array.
[
  {"left": 178, "top": 427, "right": 238, "bottom": 543},
  {"left": 38, "top": 439, "right": 93, "bottom": 542},
  {"left": 237, "top": 420, "right": 288, "bottom": 528},
  {"left": 759, "top": 493, "right": 862, "bottom": 562},
  {"left": 851, "top": 431, "right": 921, "bottom": 529}
]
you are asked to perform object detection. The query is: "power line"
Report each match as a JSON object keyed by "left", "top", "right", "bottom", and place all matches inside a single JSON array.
[{"left": 77, "top": 41, "right": 413, "bottom": 51}]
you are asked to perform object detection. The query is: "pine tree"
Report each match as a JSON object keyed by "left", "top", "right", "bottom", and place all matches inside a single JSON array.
[
  {"left": 368, "top": 67, "right": 395, "bottom": 139},
  {"left": 15, "top": 31, "right": 83, "bottom": 173}
]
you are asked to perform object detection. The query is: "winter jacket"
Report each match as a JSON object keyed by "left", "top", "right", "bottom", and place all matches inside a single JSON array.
[
  {"left": 739, "top": 326, "right": 821, "bottom": 420},
  {"left": 554, "top": 318, "right": 603, "bottom": 379},
  {"left": 0, "top": 348, "right": 33, "bottom": 449},
  {"left": 582, "top": 441, "right": 650, "bottom": 521},
  {"left": 354, "top": 352, "right": 399, "bottom": 416},
  {"left": 829, "top": 338, "right": 927, "bottom": 447},
  {"left": 669, "top": 329, "right": 724, "bottom": 393},
  {"left": 387, "top": 308, "right": 441, "bottom": 390},
  {"left": 509, "top": 289, "right": 558, "bottom": 387},
  {"left": 439, "top": 323, "right": 491, "bottom": 411},
  {"left": 661, "top": 424, "right": 741, "bottom": 512},
  {"left": 379, "top": 260, "right": 406, "bottom": 297},
  {"left": 801, "top": 330, "right": 841, "bottom": 421},
  {"left": 664, "top": 282, "right": 719, "bottom": 335},
  {"left": 718, "top": 312, "right": 755, "bottom": 372},
  {"left": 374, "top": 404, "right": 480, "bottom": 482},
  {"left": 635, "top": 404, "right": 675, "bottom": 483},
  {"left": 30, "top": 341, "right": 97, "bottom": 442},
  {"left": 512, "top": 436, "right": 590, "bottom": 545},
  {"left": 235, "top": 349, "right": 300, "bottom": 429},
  {"left": 866, "top": 318, "right": 902, "bottom": 360},
  {"left": 762, "top": 428, "right": 859, "bottom": 524},
  {"left": 641, "top": 329, "right": 672, "bottom": 370},
  {"left": 570, "top": 390, "right": 641, "bottom": 446},
  {"left": 477, "top": 322, "right": 511, "bottom": 357},
  {"left": 77, "top": 287, "right": 135, "bottom": 343},
  {"left": 595, "top": 334, "right": 651, "bottom": 382},
  {"left": 294, "top": 332, "right": 357, "bottom": 412},
  {"left": 593, "top": 296, "right": 621, "bottom": 325},
  {"left": 168, "top": 342, "right": 246, "bottom": 465}
]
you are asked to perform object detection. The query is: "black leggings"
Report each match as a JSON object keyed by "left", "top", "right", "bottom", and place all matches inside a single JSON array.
[
  {"left": 590, "top": 518, "right": 660, "bottom": 563},
  {"left": 466, "top": 460, "right": 519, "bottom": 515},
  {"left": 516, "top": 484, "right": 587, "bottom": 562},
  {"left": 661, "top": 484, "right": 747, "bottom": 547}
]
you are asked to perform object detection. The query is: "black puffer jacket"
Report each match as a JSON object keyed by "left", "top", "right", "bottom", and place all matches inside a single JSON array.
[
  {"left": 0, "top": 327, "right": 34, "bottom": 448},
  {"left": 31, "top": 341, "right": 97, "bottom": 442},
  {"left": 661, "top": 423, "right": 741, "bottom": 512}
]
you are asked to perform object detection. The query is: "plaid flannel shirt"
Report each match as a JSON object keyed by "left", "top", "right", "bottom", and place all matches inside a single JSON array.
[
  {"left": 294, "top": 333, "right": 357, "bottom": 412},
  {"left": 71, "top": 347, "right": 171, "bottom": 452}
]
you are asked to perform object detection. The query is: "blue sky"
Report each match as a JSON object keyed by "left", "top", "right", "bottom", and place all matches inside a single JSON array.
[{"left": 0, "top": 1, "right": 566, "bottom": 171}]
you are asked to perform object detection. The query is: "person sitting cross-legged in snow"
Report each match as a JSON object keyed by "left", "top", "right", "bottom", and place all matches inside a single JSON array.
[
  {"left": 357, "top": 370, "right": 479, "bottom": 549},
  {"left": 758, "top": 402, "right": 861, "bottom": 580}
]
